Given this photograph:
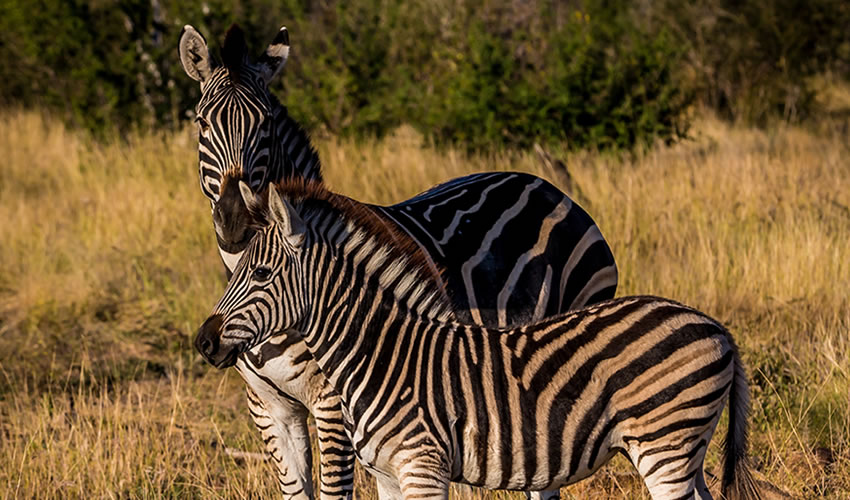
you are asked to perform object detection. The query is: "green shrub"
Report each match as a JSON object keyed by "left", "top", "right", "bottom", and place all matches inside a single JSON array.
[
  {"left": 657, "top": 0, "right": 850, "bottom": 124},
  {"left": 1, "top": 0, "right": 846, "bottom": 146},
  {"left": 421, "top": 7, "right": 691, "bottom": 150}
]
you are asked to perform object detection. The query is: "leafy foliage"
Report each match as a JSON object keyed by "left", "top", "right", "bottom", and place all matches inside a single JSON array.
[
  {"left": 0, "top": 0, "right": 847, "bottom": 146},
  {"left": 421, "top": 7, "right": 691, "bottom": 149},
  {"left": 655, "top": 0, "right": 850, "bottom": 124}
]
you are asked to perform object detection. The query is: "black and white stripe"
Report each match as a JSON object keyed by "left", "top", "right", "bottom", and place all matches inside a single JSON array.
[
  {"left": 197, "top": 182, "right": 760, "bottom": 500},
  {"left": 181, "top": 24, "right": 617, "bottom": 500},
  {"left": 380, "top": 172, "right": 617, "bottom": 328}
]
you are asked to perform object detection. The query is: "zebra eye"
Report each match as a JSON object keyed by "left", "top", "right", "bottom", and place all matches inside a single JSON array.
[{"left": 252, "top": 266, "right": 272, "bottom": 281}]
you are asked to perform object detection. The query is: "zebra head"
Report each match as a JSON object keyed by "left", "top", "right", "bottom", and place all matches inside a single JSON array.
[
  {"left": 179, "top": 24, "right": 290, "bottom": 254},
  {"left": 195, "top": 182, "right": 307, "bottom": 368}
]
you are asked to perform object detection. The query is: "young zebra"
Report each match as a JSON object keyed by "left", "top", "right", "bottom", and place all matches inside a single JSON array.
[
  {"left": 180, "top": 24, "right": 617, "bottom": 499},
  {"left": 196, "top": 181, "right": 761, "bottom": 500}
]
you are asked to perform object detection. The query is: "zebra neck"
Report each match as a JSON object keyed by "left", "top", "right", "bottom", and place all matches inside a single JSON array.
[
  {"left": 296, "top": 223, "right": 454, "bottom": 391},
  {"left": 271, "top": 104, "right": 323, "bottom": 183}
]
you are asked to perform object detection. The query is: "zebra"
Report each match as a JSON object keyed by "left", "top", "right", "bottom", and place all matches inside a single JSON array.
[
  {"left": 196, "top": 180, "right": 761, "bottom": 500},
  {"left": 179, "top": 24, "right": 618, "bottom": 499}
]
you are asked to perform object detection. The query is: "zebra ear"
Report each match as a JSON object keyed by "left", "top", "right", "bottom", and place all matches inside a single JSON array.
[
  {"left": 179, "top": 25, "right": 215, "bottom": 83},
  {"left": 239, "top": 180, "right": 258, "bottom": 208},
  {"left": 256, "top": 27, "right": 290, "bottom": 85},
  {"left": 269, "top": 184, "right": 306, "bottom": 247}
]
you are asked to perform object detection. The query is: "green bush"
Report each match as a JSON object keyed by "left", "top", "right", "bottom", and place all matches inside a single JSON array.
[
  {"left": 656, "top": 0, "right": 850, "bottom": 124},
  {"left": 0, "top": 0, "right": 847, "bottom": 147},
  {"left": 421, "top": 7, "right": 691, "bottom": 150},
  {"left": 278, "top": 0, "right": 416, "bottom": 135}
]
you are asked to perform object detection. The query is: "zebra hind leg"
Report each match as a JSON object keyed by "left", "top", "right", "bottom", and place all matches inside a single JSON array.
[
  {"left": 630, "top": 437, "right": 713, "bottom": 500},
  {"left": 643, "top": 469, "right": 712, "bottom": 500},
  {"left": 694, "top": 469, "right": 713, "bottom": 499}
]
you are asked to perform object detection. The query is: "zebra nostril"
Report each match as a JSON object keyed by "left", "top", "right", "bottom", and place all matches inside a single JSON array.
[
  {"left": 195, "top": 330, "right": 218, "bottom": 358},
  {"left": 195, "top": 314, "right": 224, "bottom": 361},
  {"left": 200, "top": 337, "right": 213, "bottom": 355}
]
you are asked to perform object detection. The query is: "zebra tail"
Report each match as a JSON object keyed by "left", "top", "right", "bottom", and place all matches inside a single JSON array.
[{"left": 721, "top": 345, "right": 762, "bottom": 500}]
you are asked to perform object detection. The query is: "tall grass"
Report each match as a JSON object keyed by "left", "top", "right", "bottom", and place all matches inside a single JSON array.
[{"left": 0, "top": 110, "right": 848, "bottom": 497}]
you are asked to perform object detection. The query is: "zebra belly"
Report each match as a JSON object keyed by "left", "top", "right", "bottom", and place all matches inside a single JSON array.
[{"left": 449, "top": 411, "right": 612, "bottom": 491}]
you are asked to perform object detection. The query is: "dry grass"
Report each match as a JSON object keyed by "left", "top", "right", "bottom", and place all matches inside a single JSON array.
[{"left": 0, "top": 109, "right": 848, "bottom": 498}]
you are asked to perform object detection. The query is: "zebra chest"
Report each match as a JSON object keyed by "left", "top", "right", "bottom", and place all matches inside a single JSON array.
[{"left": 235, "top": 333, "right": 320, "bottom": 407}]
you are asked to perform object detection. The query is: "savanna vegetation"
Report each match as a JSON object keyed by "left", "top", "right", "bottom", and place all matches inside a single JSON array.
[
  {"left": 1, "top": 0, "right": 849, "bottom": 147},
  {"left": 1, "top": 108, "right": 848, "bottom": 497}
]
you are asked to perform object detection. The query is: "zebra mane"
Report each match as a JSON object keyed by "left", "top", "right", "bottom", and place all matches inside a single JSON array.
[
  {"left": 272, "top": 102, "right": 324, "bottom": 182},
  {"left": 248, "top": 178, "right": 452, "bottom": 314},
  {"left": 222, "top": 24, "right": 248, "bottom": 83}
]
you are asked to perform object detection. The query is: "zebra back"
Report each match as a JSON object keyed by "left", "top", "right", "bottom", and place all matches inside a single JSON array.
[{"left": 378, "top": 172, "right": 618, "bottom": 327}]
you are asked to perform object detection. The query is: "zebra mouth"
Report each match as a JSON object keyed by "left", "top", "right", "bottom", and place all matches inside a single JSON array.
[{"left": 213, "top": 347, "right": 241, "bottom": 369}]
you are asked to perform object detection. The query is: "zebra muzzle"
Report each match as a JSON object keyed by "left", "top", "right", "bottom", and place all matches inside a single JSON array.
[
  {"left": 212, "top": 174, "right": 256, "bottom": 253},
  {"left": 195, "top": 314, "right": 239, "bottom": 368}
]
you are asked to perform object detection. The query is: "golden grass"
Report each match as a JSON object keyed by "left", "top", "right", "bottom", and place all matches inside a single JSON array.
[{"left": 0, "top": 109, "right": 848, "bottom": 498}]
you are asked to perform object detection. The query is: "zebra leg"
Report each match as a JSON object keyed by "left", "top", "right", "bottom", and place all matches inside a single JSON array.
[
  {"left": 628, "top": 434, "right": 713, "bottom": 500},
  {"left": 525, "top": 491, "right": 561, "bottom": 499},
  {"left": 313, "top": 395, "right": 355, "bottom": 500},
  {"left": 694, "top": 469, "right": 713, "bottom": 499},
  {"left": 374, "top": 474, "right": 404, "bottom": 500},
  {"left": 643, "top": 470, "right": 714, "bottom": 500},
  {"left": 395, "top": 462, "right": 449, "bottom": 500},
  {"left": 244, "top": 386, "right": 315, "bottom": 499}
]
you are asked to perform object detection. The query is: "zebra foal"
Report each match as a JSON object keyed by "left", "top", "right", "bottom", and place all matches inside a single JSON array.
[{"left": 196, "top": 181, "right": 761, "bottom": 500}]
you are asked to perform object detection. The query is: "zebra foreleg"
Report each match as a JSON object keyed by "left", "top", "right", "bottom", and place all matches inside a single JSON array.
[
  {"left": 394, "top": 459, "right": 449, "bottom": 500},
  {"left": 374, "top": 474, "right": 404, "bottom": 500},
  {"left": 525, "top": 490, "right": 561, "bottom": 499},
  {"left": 244, "top": 386, "right": 315, "bottom": 499},
  {"left": 313, "top": 398, "right": 356, "bottom": 500}
]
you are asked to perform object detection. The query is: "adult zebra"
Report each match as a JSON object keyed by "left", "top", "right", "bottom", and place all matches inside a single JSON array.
[
  {"left": 179, "top": 24, "right": 618, "bottom": 499},
  {"left": 196, "top": 181, "right": 761, "bottom": 500}
]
